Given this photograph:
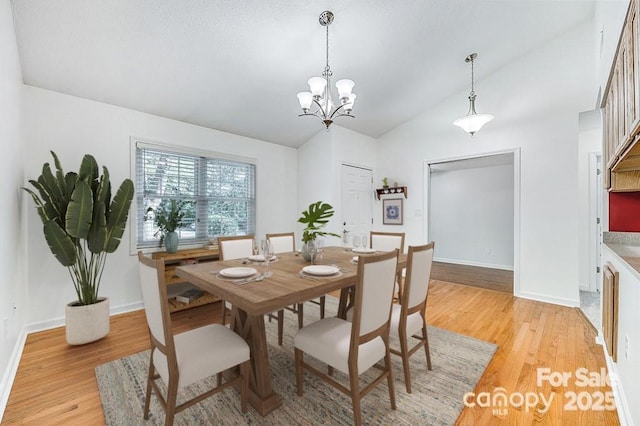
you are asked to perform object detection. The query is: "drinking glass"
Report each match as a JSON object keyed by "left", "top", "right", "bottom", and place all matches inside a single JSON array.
[
  {"left": 352, "top": 235, "right": 362, "bottom": 251},
  {"left": 253, "top": 239, "right": 260, "bottom": 255},
  {"left": 361, "top": 234, "right": 369, "bottom": 250},
  {"left": 308, "top": 240, "right": 318, "bottom": 265},
  {"left": 261, "top": 240, "right": 274, "bottom": 277},
  {"left": 315, "top": 239, "right": 324, "bottom": 263}
]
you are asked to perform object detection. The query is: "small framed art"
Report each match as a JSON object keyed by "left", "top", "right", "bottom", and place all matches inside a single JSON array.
[{"left": 382, "top": 198, "right": 403, "bottom": 225}]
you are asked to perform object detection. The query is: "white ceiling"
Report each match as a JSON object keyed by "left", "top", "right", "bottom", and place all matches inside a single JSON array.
[{"left": 11, "top": 0, "right": 600, "bottom": 148}]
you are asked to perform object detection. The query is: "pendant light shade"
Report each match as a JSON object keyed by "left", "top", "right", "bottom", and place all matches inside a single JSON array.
[{"left": 453, "top": 53, "right": 494, "bottom": 136}]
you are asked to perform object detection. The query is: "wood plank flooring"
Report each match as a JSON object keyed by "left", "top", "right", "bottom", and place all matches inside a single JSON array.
[
  {"left": 431, "top": 261, "right": 513, "bottom": 293},
  {"left": 2, "top": 280, "right": 618, "bottom": 425}
]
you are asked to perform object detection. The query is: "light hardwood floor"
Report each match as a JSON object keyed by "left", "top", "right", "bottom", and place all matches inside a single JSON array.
[{"left": 2, "top": 280, "right": 618, "bottom": 425}]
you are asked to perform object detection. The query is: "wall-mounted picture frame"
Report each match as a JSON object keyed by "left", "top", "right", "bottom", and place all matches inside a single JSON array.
[{"left": 382, "top": 198, "right": 403, "bottom": 225}]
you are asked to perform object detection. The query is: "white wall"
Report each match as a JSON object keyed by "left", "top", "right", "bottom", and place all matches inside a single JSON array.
[
  {"left": 601, "top": 246, "right": 640, "bottom": 426},
  {"left": 376, "top": 19, "right": 601, "bottom": 307},
  {"left": 430, "top": 163, "right": 514, "bottom": 270},
  {"left": 297, "top": 125, "right": 377, "bottom": 243},
  {"left": 0, "top": 0, "right": 27, "bottom": 417},
  {"left": 21, "top": 86, "right": 298, "bottom": 327}
]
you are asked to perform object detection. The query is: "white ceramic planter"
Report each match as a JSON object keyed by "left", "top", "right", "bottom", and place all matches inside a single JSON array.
[{"left": 65, "top": 297, "right": 110, "bottom": 345}]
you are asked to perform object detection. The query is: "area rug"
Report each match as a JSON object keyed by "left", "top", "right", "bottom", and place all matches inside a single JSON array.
[{"left": 96, "top": 298, "right": 497, "bottom": 425}]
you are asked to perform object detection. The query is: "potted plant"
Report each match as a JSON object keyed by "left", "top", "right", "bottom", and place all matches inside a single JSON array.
[
  {"left": 145, "top": 200, "right": 188, "bottom": 253},
  {"left": 23, "top": 151, "right": 134, "bottom": 345},
  {"left": 382, "top": 177, "right": 389, "bottom": 188},
  {"left": 298, "top": 201, "right": 340, "bottom": 261}
]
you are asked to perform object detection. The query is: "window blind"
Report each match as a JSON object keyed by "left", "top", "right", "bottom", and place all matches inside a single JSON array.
[{"left": 135, "top": 143, "right": 256, "bottom": 248}]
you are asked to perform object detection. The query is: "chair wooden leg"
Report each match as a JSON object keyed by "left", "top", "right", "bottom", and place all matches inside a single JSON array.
[
  {"left": 294, "top": 348, "right": 304, "bottom": 396},
  {"left": 385, "top": 347, "right": 397, "bottom": 410},
  {"left": 297, "top": 303, "right": 304, "bottom": 329},
  {"left": 220, "top": 301, "right": 226, "bottom": 326},
  {"left": 165, "top": 378, "right": 179, "bottom": 426},
  {"left": 143, "top": 354, "right": 154, "bottom": 420},
  {"left": 423, "top": 324, "right": 432, "bottom": 370},
  {"left": 349, "top": 369, "right": 362, "bottom": 426},
  {"left": 277, "top": 309, "right": 284, "bottom": 346},
  {"left": 240, "top": 360, "right": 250, "bottom": 413},
  {"left": 399, "top": 328, "right": 413, "bottom": 393},
  {"left": 319, "top": 296, "right": 326, "bottom": 318}
]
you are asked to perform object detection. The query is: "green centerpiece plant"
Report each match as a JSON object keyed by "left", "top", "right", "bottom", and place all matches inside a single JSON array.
[
  {"left": 145, "top": 200, "right": 188, "bottom": 253},
  {"left": 298, "top": 201, "right": 340, "bottom": 261}
]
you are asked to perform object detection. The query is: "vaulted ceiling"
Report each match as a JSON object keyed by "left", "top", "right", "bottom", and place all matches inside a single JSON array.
[{"left": 11, "top": 0, "right": 600, "bottom": 147}]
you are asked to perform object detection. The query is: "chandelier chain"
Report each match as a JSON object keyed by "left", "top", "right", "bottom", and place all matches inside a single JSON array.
[
  {"left": 324, "top": 24, "right": 332, "bottom": 76},
  {"left": 470, "top": 56, "right": 475, "bottom": 96}
]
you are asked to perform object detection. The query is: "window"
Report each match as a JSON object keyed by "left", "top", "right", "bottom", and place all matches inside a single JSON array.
[{"left": 135, "top": 142, "right": 256, "bottom": 248}]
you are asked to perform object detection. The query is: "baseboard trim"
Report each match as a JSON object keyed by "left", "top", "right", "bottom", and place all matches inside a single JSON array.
[
  {"left": 433, "top": 256, "right": 514, "bottom": 271},
  {"left": 0, "top": 327, "right": 27, "bottom": 423},
  {"left": 604, "top": 351, "right": 632, "bottom": 426},
  {"left": 515, "top": 290, "right": 579, "bottom": 308},
  {"left": 0, "top": 300, "right": 144, "bottom": 421}
]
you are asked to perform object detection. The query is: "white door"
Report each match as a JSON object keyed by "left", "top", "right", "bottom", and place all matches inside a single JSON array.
[{"left": 341, "top": 165, "right": 373, "bottom": 245}]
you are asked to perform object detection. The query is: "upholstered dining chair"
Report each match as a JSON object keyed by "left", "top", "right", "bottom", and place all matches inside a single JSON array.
[
  {"left": 217, "top": 235, "right": 255, "bottom": 326},
  {"left": 294, "top": 250, "right": 399, "bottom": 426},
  {"left": 389, "top": 242, "right": 435, "bottom": 393},
  {"left": 370, "top": 231, "right": 405, "bottom": 253},
  {"left": 137, "top": 252, "right": 250, "bottom": 425},
  {"left": 266, "top": 232, "right": 326, "bottom": 340},
  {"left": 370, "top": 231, "right": 405, "bottom": 300}
]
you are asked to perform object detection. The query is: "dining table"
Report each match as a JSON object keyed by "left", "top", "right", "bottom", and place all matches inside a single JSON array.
[{"left": 176, "top": 245, "right": 407, "bottom": 416}]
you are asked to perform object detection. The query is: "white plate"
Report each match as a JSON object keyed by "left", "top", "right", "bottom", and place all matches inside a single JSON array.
[
  {"left": 248, "top": 254, "right": 276, "bottom": 262},
  {"left": 302, "top": 265, "right": 340, "bottom": 276},
  {"left": 219, "top": 267, "right": 257, "bottom": 278},
  {"left": 352, "top": 248, "right": 376, "bottom": 254}
]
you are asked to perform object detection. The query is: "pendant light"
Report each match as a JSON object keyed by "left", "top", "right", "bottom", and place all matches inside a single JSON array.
[{"left": 453, "top": 53, "right": 494, "bottom": 136}]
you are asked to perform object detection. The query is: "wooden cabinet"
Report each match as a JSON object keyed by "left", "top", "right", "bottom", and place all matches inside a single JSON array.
[
  {"left": 602, "top": 262, "right": 619, "bottom": 361},
  {"left": 603, "top": 0, "right": 640, "bottom": 190},
  {"left": 151, "top": 248, "right": 220, "bottom": 312}
]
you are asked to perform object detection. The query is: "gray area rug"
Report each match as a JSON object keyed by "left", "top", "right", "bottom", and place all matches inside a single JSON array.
[{"left": 96, "top": 298, "right": 497, "bottom": 425}]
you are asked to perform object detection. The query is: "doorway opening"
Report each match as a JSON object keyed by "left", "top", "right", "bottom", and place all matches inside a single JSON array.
[{"left": 425, "top": 151, "right": 519, "bottom": 294}]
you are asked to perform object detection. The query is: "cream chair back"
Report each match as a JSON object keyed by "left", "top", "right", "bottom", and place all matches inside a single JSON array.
[
  {"left": 370, "top": 231, "right": 405, "bottom": 253},
  {"left": 218, "top": 235, "right": 254, "bottom": 260},
  {"left": 353, "top": 250, "right": 399, "bottom": 336},
  {"left": 137, "top": 252, "right": 170, "bottom": 347},
  {"left": 405, "top": 242, "right": 435, "bottom": 309},
  {"left": 266, "top": 232, "right": 295, "bottom": 254}
]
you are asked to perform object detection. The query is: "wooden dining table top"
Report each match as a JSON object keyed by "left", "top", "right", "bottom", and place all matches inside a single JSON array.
[{"left": 176, "top": 246, "right": 407, "bottom": 316}]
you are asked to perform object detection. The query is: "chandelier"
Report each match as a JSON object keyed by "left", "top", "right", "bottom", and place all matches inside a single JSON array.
[
  {"left": 296, "top": 11, "right": 356, "bottom": 129},
  {"left": 453, "top": 53, "right": 494, "bottom": 136}
]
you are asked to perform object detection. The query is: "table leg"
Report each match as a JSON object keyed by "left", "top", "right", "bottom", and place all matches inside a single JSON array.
[
  {"left": 337, "top": 286, "right": 354, "bottom": 319},
  {"left": 231, "top": 307, "right": 282, "bottom": 415}
]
